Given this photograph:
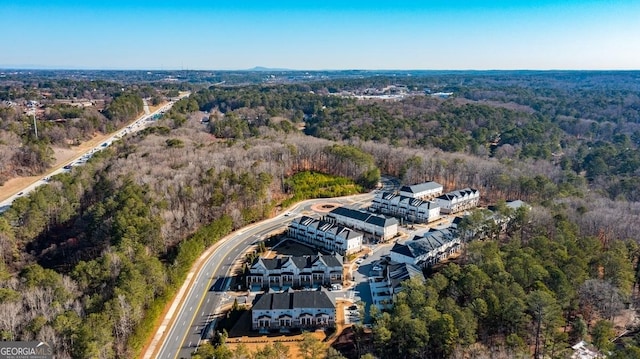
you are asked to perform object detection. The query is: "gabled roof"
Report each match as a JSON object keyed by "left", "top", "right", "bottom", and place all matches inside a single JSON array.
[
  {"left": 292, "top": 215, "right": 364, "bottom": 240},
  {"left": 399, "top": 181, "right": 443, "bottom": 194},
  {"left": 436, "top": 188, "right": 479, "bottom": 201},
  {"left": 252, "top": 291, "right": 335, "bottom": 311},
  {"left": 376, "top": 192, "right": 439, "bottom": 210},
  {"left": 329, "top": 207, "right": 398, "bottom": 228},
  {"left": 252, "top": 254, "right": 343, "bottom": 271},
  {"left": 391, "top": 229, "right": 457, "bottom": 259},
  {"left": 391, "top": 242, "right": 414, "bottom": 258},
  {"left": 387, "top": 262, "right": 425, "bottom": 289}
]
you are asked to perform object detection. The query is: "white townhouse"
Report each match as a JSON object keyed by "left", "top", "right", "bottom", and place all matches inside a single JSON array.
[
  {"left": 435, "top": 188, "right": 480, "bottom": 214},
  {"left": 251, "top": 290, "right": 336, "bottom": 331},
  {"left": 371, "top": 191, "right": 440, "bottom": 223},
  {"left": 327, "top": 207, "right": 399, "bottom": 241},
  {"left": 368, "top": 259, "right": 426, "bottom": 311},
  {"left": 390, "top": 228, "right": 461, "bottom": 267},
  {"left": 288, "top": 216, "right": 363, "bottom": 255},
  {"left": 246, "top": 254, "right": 343, "bottom": 290},
  {"left": 399, "top": 181, "right": 444, "bottom": 200}
]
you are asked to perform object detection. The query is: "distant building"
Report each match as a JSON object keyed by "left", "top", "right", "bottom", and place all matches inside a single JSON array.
[
  {"left": 571, "top": 341, "right": 604, "bottom": 359},
  {"left": 399, "top": 181, "right": 443, "bottom": 200},
  {"left": 435, "top": 188, "right": 480, "bottom": 214},
  {"left": 327, "top": 207, "right": 399, "bottom": 241},
  {"left": 246, "top": 254, "right": 343, "bottom": 290},
  {"left": 430, "top": 92, "right": 454, "bottom": 99},
  {"left": 390, "top": 228, "right": 460, "bottom": 267},
  {"left": 371, "top": 191, "right": 440, "bottom": 223},
  {"left": 288, "top": 216, "right": 363, "bottom": 255},
  {"left": 251, "top": 290, "right": 336, "bottom": 330}
]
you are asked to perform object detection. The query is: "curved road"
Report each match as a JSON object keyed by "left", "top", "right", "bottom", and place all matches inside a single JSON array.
[{"left": 152, "top": 182, "right": 397, "bottom": 359}]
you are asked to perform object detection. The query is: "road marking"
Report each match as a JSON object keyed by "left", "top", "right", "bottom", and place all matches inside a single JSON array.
[
  {"left": 189, "top": 306, "right": 192, "bottom": 311},
  {"left": 201, "top": 311, "right": 204, "bottom": 316},
  {"left": 188, "top": 342, "right": 192, "bottom": 347}
]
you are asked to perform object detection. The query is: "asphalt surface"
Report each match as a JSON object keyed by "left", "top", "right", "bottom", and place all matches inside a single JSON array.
[
  {"left": 0, "top": 95, "right": 189, "bottom": 213},
  {"left": 155, "top": 182, "right": 398, "bottom": 359}
]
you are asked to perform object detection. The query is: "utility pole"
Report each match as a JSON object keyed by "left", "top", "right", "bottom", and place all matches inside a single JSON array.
[{"left": 33, "top": 112, "right": 38, "bottom": 140}]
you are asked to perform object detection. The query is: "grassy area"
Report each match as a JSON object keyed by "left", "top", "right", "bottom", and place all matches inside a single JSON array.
[{"left": 282, "top": 171, "right": 364, "bottom": 208}]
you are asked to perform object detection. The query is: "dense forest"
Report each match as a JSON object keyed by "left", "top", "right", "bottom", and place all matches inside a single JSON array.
[{"left": 1, "top": 71, "right": 640, "bottom": 358}]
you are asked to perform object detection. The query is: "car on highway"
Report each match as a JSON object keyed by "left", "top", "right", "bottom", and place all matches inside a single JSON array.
[
  {"left": 355, "top": 258, "right": 364, "bottom": 265},
  {"left": 17, "top": 192, "right": 24, "bottom": 196},
  {"left": 63, "top": 165, "right": 72, "bottom": 170}
]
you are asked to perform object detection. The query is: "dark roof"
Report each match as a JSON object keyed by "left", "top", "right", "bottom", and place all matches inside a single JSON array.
[
  {"left": 391, "top": 229, "right": 457, "bottom": 258},
  {"left": 375, "top": 192, "right": 440, "bottom": 210},
  {"left": 436, "top": 188, "right": 479, "bottom": 201},
  {"left": 252, "top": 254, "right": 342, "bottom": 271},
  {"left": 388, "top": 262, "right": 425, "bottom": 289},
  {"left": 329, "top": 206, "right": 398, "bottom": 228},
  {"left": 252, "top": 291, "right": 335, "bottom": 311},
  {"left": 391, "top": 242, "right": 414, "bottom": 258},
  {"left": 399, "top": 181, "right": 443, "bottom": 194},
  {"left": 292, "top": 215, "right": 364, "bottom": 240}
]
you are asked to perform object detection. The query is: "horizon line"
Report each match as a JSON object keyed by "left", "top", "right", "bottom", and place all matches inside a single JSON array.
[{"left": 2, "top": 66, "right": 640, "bottom": 72}]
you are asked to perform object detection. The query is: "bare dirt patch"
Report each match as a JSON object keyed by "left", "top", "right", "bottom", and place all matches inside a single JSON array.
[
  {"left": 224, "top": 299, "right": 353, "bottom": 357},
  {"left": 0, "top": 109, "right": 147, "bottom": 203},
  {"left": 310, "top": 202, "right": 340, "bottom": 213},
  {"left": 0, "top": 132, "right": 112, "bottom": 202}
]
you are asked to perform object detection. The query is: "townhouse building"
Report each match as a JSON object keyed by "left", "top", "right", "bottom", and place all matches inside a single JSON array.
[
  {"left": 399, "top": 181, "right": 444, "bottom": 199},
  {"left": 246, "top": 254, "right": 343, "bottom": 290},
  {"left": 390, "top": 228, "right": 461, "bottom": 267},
  {"left": 435, "top": 188, "right": 480, "bottom": 214},
  {"left": 288, "top": 216, "right": 363, "bottom": 255},
  {"left": 251, "top": 290, "right": 336, "bottom": 331},
  {"left": 371, "top": 191, "right": 441, "bottom": 223},
  {"left": 327, "top": 207, "right": 399, "bottom": 242}
]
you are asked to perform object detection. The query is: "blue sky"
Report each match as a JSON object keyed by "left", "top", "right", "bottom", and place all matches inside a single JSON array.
[{"left": 1, "top": 1, "right": 638, "bottom": 70}]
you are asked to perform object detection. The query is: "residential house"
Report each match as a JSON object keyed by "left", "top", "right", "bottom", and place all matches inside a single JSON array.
[
  {"left": 368, "top": 259, "right": 425, "bottom": 311},
  {"left": 246, "top": 254, "right": 343, "bottom": 290},
  {"left": 435, "top": 188, "right": 480, "bottom": 214},
  {"left": 288, "top": 216, "right": 363, "bottom": 255},
  {"left": 390, "top": 228, "right": 461, "bottom": 267},
  {"left": 251, "top": 290, "right": 336, "bottom": 330},
  {"left": 327, "top": 207, "right": 399, "bottom": 241},
  {"left": 399, "top": 181, "right": 443, "bottom": 200},
  {"left": 371, "top": 191, "right": 440, "bottom": 223}
]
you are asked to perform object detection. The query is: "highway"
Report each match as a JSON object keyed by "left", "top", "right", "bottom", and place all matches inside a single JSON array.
[
  {"left": 0, "top": 94, "right": 190, "bottom": 214},
  {"left": 152, "top": 191, "right": 381, "bottom": 359}
]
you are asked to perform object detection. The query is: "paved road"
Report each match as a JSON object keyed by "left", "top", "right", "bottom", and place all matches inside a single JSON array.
[
  {"left": 0, "top": 94, "right": 189, "bottom": 213},
  {"left": 153, "top": 184, "right": 396, "bottom": 359}
]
